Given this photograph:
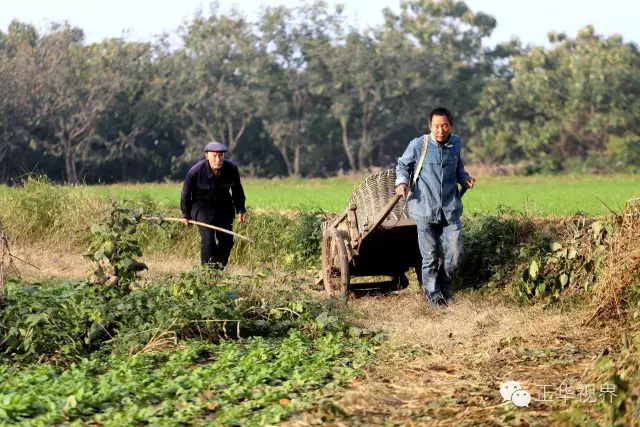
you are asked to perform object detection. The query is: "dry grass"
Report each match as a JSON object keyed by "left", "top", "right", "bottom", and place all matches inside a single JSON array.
[
  {"left": 590, "top": 199, "right": 640, "bottom": 322},
  {"left": 5, "top": 242, "right": 202, "bottom": 282},
  {"left": 288, "top": 287, "right": 620, "bottom": 426},
  {"left": 5, "top": 242, "right": 312, "bottom": 289}
]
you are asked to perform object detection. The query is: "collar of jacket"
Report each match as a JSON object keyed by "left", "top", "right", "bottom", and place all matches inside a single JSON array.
[{"left": 428, "top": 133, "right": 454, "bottom": 148}]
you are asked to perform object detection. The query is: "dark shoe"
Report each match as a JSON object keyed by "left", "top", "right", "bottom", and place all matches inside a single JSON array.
[
  {"left": 425, "top": 291, "right": 448, "bottom": 308},
  {"left": 442, "top": 289, "right": 455, "bottom": 304}
]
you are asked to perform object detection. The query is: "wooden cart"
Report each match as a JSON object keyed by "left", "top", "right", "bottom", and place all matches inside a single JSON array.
[{"left": 319, "top": 168, "right": 423, "bottom": 300}]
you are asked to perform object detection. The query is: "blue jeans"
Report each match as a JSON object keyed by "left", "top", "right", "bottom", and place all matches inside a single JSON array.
[{"left": 417, "top": 218, "right": 463, "bottom": 300}]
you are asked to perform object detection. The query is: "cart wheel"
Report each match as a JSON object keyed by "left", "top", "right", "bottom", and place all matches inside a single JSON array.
[{"left": 321, "top": 227, "right": 350, "bottom": 300}]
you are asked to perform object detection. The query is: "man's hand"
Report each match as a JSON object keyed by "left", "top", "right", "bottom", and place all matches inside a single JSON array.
[
  {"left": 395, "top": 184, "right": 409, "bottom": 199},
  {"left": 183, "top": 218, "right": 191, "bottom": 226},
  {"left": 464, "top": 177, "right": 475, "bottom": 189},
  {"left": 237, "top": 212, "right": 246, "bottom": 224}
]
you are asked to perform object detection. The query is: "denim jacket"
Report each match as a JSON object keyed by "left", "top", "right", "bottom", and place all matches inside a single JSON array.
[{"left": 395, "top": 133, "right": 471, "bottom": 224}]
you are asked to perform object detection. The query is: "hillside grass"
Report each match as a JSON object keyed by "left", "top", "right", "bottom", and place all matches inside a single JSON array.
[{"left": 2, "top": 174, "right": 637, "bottom": 217}]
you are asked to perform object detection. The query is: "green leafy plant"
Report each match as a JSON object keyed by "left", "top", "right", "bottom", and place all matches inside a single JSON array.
[
  {"left": 515, "top": 215, "right": 610, "bottom": 302},
  {"left": 85, "top": 198, "right": 148, "bottom": 293}
]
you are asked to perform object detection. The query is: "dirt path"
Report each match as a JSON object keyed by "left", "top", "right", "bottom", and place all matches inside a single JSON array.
[{"left": 288, "top": 289, "right": 620, "bottom": 426}]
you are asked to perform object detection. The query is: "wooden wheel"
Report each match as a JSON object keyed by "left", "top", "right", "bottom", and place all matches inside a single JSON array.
[{"left": 321, "top": 227, "right": 350, "bottom": 300}]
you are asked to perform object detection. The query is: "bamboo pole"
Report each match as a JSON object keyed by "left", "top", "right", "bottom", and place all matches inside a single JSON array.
[{"left": 141, "top": 217, "right": 253, "bottom": 242}]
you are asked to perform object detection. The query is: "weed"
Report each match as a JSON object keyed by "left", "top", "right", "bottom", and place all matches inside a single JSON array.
[{"left": 85, "top": 198, "right": 148, "bottom": 292}]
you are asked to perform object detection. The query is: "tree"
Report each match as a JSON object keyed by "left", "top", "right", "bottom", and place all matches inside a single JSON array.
[
  {"left": 32, "top": 24, "right": 130, "bottom": 182},
  {"left": 384, "top": 0, "right": 497, "bottom": 135},
  {"left": 174, "top": 6, "right": 268, "bottom": 166},
  {"left": 0, "top": 36, "right": 36, "bottom": 181},
  {"left": 469, "top": 26, "right": 640, "bottom": 170},
  {"left": 90, "top": 39, "right": 157, "bottom": 181},
  {"left": 258, "top": 1, "right": 334, "bottom": 176}
]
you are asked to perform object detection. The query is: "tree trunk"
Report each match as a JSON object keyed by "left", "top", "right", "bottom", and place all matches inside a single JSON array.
[
  {"left": 358, "top": 128, "right": 369, "bottom": 171},
  {"left": 71, "top": 154, "right": 78, "bottom": 184},
  {"left": 227, "top": 116, "right": 248, "bottom": 153},
  {"left": 294, "top": 144, "right": 301, "bottom": 177},
  {"left": 64, "top": 146, "right": 75, "bottom": 184},
  {"left": 340, "top": 117, "right": 356, "bottom": 171},
  {"left": 277, "top": 139, "right": 293, "bottom": 176}
]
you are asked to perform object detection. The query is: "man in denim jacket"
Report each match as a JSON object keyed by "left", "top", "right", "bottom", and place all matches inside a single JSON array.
[{"left": 395, "top": 108, "right": 474, "bottom": 306}]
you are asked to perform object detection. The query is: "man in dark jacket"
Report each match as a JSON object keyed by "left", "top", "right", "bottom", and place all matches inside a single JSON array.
[{"left": 180, "top": 141, "right": 246, "bottom": 269}]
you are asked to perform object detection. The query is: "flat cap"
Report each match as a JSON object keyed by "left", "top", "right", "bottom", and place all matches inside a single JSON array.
[{"left": 204, "top": 141, "right": 228, "bottom": 152}]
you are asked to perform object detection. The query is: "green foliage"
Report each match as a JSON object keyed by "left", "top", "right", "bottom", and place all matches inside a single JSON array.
[
  {"left": 470, "top": 26, "right": 640, "bottom": 172},
  {"left": 3, "top": 1, "right": 638, "bottom": 182},
  {"left": 0, "top": 280, "right": 105, "bottom": 363},
  {"left": 0, "top": 330, "right": 373, "bottom": 425},
  {"left": 85, "top": 198, "right": 147, "bottom": 292},
  {"left": 0, "top": 267, "right": 349, "bottom": 364},
  {"left": 288, "top": 209, "right": 327, "bottom": 265},
  {"left": 514, "top": 216, "right": 610, "bottom": 302},
  {"left": 455, "top": 208, "right": 536, "bottom": 290},
  {"left": 0, "top": 203, "right": 382, "bottom": 424}
]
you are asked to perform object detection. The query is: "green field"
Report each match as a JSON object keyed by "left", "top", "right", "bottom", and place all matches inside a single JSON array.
[
  {"left": 1, "top": 174, "right": 638, "bottom": 217},
  {"left": 85, "top": 174, "right": 638, "bottom": 217}
]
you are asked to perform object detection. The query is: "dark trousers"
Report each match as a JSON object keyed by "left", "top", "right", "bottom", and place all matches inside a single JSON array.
[{"left": 197, "top": 217, "right": 234, "bottom": 269}]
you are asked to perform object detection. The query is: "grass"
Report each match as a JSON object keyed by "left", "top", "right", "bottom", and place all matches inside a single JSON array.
[
  {"left": 1, "top": 182, "right": 639, "bottom": 426},
  {"left": 2, "top": 174, "right": 637, "bottom": 216}
]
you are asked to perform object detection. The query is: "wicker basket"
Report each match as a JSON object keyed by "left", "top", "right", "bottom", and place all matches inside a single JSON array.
[{"left": 321, "top": 168, "right": 409, "bottom": 234}]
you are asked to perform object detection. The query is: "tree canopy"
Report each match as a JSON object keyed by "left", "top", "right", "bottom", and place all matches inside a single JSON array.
[{"left": 0, "top": 0, "right": 638, "bottom": 183}]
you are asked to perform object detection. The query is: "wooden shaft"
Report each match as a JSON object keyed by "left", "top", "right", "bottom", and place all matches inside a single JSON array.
[
  {"left": 358, "top": 193, "right": 402, "bottom": 243},
  {"left": 347, "top": 203, "right": 360, "bottom": 248},
  {"left": 141, "top": 217, "right": 253, "bottom": 242},
  {"left": 329, "top": 210, "right": 348, "bottom": 228}
]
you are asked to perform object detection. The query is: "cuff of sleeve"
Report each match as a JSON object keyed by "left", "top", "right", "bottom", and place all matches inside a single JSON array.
[{"left": 395, "top": 177, "right": 409, "bottom": 186}]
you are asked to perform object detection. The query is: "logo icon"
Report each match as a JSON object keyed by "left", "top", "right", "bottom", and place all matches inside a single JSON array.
[
  {"left": 499, "top": 381, "right": 522, "bottom": 401},
  {"left": 499, "top": 381, "right": 531, "bottom": 407},
  {"left": 511, "top": 390, "right": 532, "bottom": 407}
]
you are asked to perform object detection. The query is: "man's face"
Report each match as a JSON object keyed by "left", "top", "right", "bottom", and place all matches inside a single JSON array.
[
  {"left": 206, "top": 151, "right": 224, "bottom": 169},
  {"left": 429, "top": 114, "right": 451, "bottom": 142}
]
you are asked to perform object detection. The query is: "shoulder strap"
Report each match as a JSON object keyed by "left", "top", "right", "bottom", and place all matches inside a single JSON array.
[{"left": 411, "top": 134, "right": 429, "bottom": 189}]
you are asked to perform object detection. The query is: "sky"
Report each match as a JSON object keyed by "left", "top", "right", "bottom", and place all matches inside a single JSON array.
[{"left": 1, "top": 0, "right": 638, "bottom": 48}]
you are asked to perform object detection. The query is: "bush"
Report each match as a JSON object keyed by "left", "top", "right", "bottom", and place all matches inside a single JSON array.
[{"left": 456, "top": 208, "right": 537, "bottom": 291}]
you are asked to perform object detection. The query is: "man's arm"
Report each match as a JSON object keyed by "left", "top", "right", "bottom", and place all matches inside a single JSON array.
[
  {"left": 456, "top": 153, "right": 471, "bottom": 186},
  {"left": 180, "top": 170, "right": 195, "bottom": 220},
  {"left": 231, "top": 167, "right": 246, "bottom": 215},
  {"left": 395, "top": 138, "right": 418, "bottom": 187},
  {"left": 456, "top": 140, "right": 473, "bottom": 189}
]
